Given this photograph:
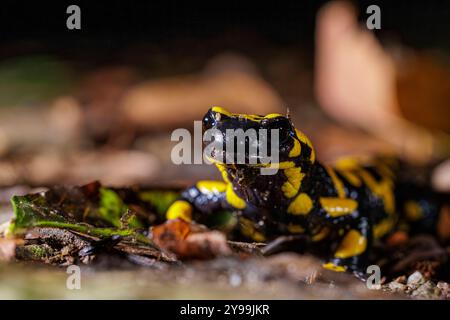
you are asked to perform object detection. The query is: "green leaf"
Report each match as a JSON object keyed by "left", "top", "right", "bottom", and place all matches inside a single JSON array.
[
  {"left": 8, "top": 183, "right": 151, "bottom": 243},
  {"left": 98, "top": 188, "right": 128, "bottom": 228},
  {"left": 120, "top": 209, "right": 145, "bottom": 229},
  {"left": 8, "top": 183, "right": 183, "bottom": 245},
  {"left": 0, "top": 55, "right": 75, "bottom": 106},
  {"left": 139, "top": 190, "right": 179, "bottom": 216},
  {"left": 9, "top": 194, "right": 134, "bottom": 238}
]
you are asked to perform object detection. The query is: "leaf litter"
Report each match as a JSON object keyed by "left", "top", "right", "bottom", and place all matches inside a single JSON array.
[{"left": 1, "top": 181, "right": 450, "bottom": 299}]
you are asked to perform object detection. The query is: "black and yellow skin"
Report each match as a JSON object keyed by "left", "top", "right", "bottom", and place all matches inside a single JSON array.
[{"left": 166, "top": 106, "right": 443, "bottom": 274}]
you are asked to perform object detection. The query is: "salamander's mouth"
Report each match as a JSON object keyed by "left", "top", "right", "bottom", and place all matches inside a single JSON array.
[
  {"left": 204, "top": 151, "right": 296, "bottom": 170},
  {"left": 204, "top": 147, "right": 276, "bottom": 167}
]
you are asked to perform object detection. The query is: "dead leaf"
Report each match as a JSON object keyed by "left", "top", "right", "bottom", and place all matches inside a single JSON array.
[
  {"left": 315, "top": 1, "right": 448, "bottom": 163},
  {"left": 437, "top": 205, "right": 450, "bottom": 241},
  {"left": 151, "top": 219, "right": 231, "bottom": 259},
  {"left": 119, "top": 55, "right": 284, "bottom": 130},
  {"left": 386, "top": 230, "right": 410, "bottom": 247}
]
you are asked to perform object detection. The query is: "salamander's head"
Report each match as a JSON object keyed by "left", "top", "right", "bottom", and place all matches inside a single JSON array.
[{"left": 202, "top": 106, "right": 315, "bottom": 169}]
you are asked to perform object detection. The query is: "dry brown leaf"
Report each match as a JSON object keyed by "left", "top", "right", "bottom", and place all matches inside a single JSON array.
[
  {"left": 314, "top": 1, "right": 448, "bottom": 163},
  {"left": 437, "top": 205, "right": 450, "bottom": 241},
  {"left": 120, "top": 55, "right": 284, "bottom": 129},
  {"left": 151, "top": 219, "right": 231, "bottom": 260}
]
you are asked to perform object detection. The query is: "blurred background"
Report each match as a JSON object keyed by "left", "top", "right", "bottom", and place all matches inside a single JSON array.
[
  {"left": 0, "top": 0, "right": 448, "bottom": 194},
  {"left": 0, "top": 1, "right": 449, "bottom": 299}
]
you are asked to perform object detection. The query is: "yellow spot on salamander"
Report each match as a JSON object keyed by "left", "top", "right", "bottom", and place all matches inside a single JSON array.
[
  {"left": 287, "top": 223, "right": 305, "bottom": 234},
  {"left": 241, "top": 114, "right": 265, "bottom": 121},
  {"left": 325, "top": 166, "right": 346, "bottom": 198},
  {"left": 373, "top": 218, "right": 395, "bottom": 239},
  {"left": 323, "top": 262, "right": 347, "bottom": 272},
  {"left": 239, "top": 217, "right": 266, "bottom": 242},
  {"left": 196, "top": 180, "right": 227, "bottom": 194},
  {"left": 358, "top": 169, "right": 395, "bottom": 215},
  {"left": 211, "top": 106, "right": 233, "bottom": 117},
  {"left": 276, "top": 161, "right": 296, "bottom": 169},
  {"left": 288, "top": 139, "right": 301, "bottom": 158},
  {"left": 334, "top": 157, "right": 360, "bottom": 170},
  {"left": 404, "top": 201, "right": 423, "bottom": 221},
  {"left": 215, "top": 163, "right": 231, "bottom": 183},
  {"left": 226, "top": 184, "right": 246, "bottom": 209},
  {"left": 376, "top": 162, "right": 395, "bottom": 180},
  {"left": 287, "top": 193, "right": 313, "bottom": 215},
  {"left": 211, "top": 106, "right": 264, "bottom": 122},
  {"left": 334, "top": 158, "right": 362, "bottom": 187},
  {"left": 319, "top": 197, "right": 358, "bottom": 217},
  {"left": 312, "top": 227, "right": 330, "bottom": 242},
  {"left": 295, "top": 129, "right": 315, "bottom": 163},
  {"left": 337, "top": 170, "right": 362, "bottom": 187},
  {"left": 166, "top": 200, "right": 193, "bottom": 222},
  {"left": 377, "top": 181, "right": 395, "bottom": 215},
  {"left": 211, "top": 106, "right": 282, "bottom": 123},
  {"left": 259, "top": 161, "right": 296, "bottom": 169},
  {"left": 334, "top": 230, "right": 367, "bottom": 259},
  {"left": 281, "top": 167, "right": 305, "bottom": 198},
  {"left": 218, "top": 160, "right": 296, "bottom": 170},
  {"left": 264, "top": 113, "right": 283, "bottom": 119}
]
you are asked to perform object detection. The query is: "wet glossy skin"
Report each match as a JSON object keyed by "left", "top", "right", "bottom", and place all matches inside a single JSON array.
[{"left": 167, "top": 107, "right": 442, "bottom": 274}]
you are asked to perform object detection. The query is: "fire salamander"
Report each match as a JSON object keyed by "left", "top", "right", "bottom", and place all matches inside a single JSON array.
[{"left": 166, "top": 106, "right": 444, "bottom": 275}]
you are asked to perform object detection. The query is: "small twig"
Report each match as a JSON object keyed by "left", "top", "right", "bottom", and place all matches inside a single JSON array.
[
  {"left": 261, "top": 235, "right": 307, "bottom": 256},
  {"left": 227, "top": 240, "right": 265, "bottom": 255}
]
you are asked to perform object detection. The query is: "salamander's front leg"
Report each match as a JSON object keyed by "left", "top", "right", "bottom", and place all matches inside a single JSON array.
[
  {"left": 166, "top": 180, "right": 227, "bottom": 222},
  {"left": 323, "top": 216, "right": 372, "bottom": 275}
]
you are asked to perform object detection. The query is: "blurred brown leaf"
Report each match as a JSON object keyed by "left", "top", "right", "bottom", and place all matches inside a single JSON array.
[
  {"left": 120, "top": 55, "right": 284, "bottom": 129},
  {"left": 315, "top": 1, "right": 450, "bottom": 163},
  {"left": 151, "top": 219, "right": 231, "bottom": 260}
]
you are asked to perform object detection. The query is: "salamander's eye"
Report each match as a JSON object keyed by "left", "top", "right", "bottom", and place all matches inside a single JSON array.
[{"left": 202, "top": 110, "right": 216, "bottom": 130}]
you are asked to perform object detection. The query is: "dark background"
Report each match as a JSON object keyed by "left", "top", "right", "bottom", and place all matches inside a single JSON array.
[{"left": 0, "top": 0, "right": 448, "bottom": 60}]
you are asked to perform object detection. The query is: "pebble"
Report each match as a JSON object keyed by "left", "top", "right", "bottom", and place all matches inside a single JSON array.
[
  {"left": 229, "top": 273, "right": 242, "bottom": 287},
  {"left": 407, "top": 271, "right": 425, "bottom": 285},
  {"left": 388, "top": 281, "right": 406, "bottom": 292},
  {"left": 383, "top": 273, "right": 450, "bottom": 299},
  {"left": 394, "top": 275, "right": 406, "bottom": 284},
  {"left": 411, "top": 281, "right": 439, "bottom": 299},
  {"left": 437, "top": 282, "right": 449, "bottom": 299}
]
